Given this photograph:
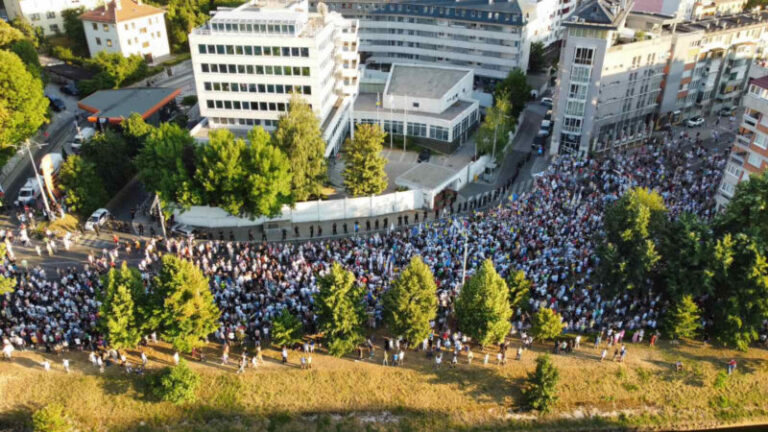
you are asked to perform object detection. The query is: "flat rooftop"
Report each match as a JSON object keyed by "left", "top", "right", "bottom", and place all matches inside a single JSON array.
[
  {"left": 78, "top": 87, "right": 181, "bottom": 123},
  {"left": 396, "top": 162, "right": 458, "bottom": 190},
  {"left": 386, "top": 64, "right": 471, "bottom": 99},
  {"left": 355, "top": 93, "right": 475, "bottom": 121}
]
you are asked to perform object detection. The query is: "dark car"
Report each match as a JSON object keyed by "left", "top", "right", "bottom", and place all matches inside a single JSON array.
[
  {"left": 417, "top": 148, "right": 431, "bottom": 163},
  {"left": 47, "top": 96, "right": 66, "bottom": 112},
  {"left": 59, "top": 82, "right": 80, "bottom": 96}
]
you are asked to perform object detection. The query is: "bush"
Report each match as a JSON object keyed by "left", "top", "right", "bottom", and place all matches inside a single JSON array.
[
  {"left": 714, "top": 370, "right": 729, "bottom": 390},
  {"left": 181, "top": 95, "right": 198, "bottom": 106},
  {"left": 522, "top": 354, "right": 560, "bottom": 413},
  {"left": 32, "top": 404, "right": 74, "bottom": 432},
  {"left": 150, "top": 360, "right": 200, "bottom": 404}
]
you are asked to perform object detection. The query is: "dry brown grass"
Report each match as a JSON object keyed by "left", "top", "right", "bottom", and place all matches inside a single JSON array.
[{"left": 0, "top": 338, "right": 766, "bottom": 431}]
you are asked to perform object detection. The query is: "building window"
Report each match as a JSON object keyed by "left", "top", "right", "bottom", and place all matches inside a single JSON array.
[
  {"left": 103, "top": 24, "right": 109, "bottom": 31},
  {"left": 574, "top": 47, "right": 594, "bottom": 65},
  {"left": 142, "top": 41, "right": 149, "bottom": 48},
  {"left": 30, "top": 13, "right": 41, "bottom": 21},
  {"left": 125, "top": 24, "right": 129, "bottom": 30},
  {"left": 49, "top": 24, "right": 60, "bottom": 33},
  {"left": 92, "top": 23, "right": 98, "bottom": 30},
  {"left": 106, "top": 39, "right": 112, "bottom": 47},
  {"left": 748, "top": 153, "right": 762, "bottom": 168},
  {"left": 96, "top": 37, "right": 102, "bottom": 45},
  {"left": 46, "top": 11, "right": 56, "bottom": 18},
  {"left": 140, "top": 27, "right": 147, "bottom": 34}
]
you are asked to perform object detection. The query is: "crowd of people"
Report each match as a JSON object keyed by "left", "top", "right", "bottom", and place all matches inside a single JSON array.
[{"left": 0, "top": 132, "right": 748, "bottom": 364}]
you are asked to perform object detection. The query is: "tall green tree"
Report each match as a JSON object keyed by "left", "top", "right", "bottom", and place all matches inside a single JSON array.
[
  {"left": 528, "top": 41, "right": 547, "bottom": 73},
  {"left": 61, "top": 7, "right": 88, "bottom": 55},
  {"left": 342, "top": 123, "right": 388, "bottom": 196},
  {"left": 81, "top": 129, "right": 135, "bottom": 195},
  {"left": 715, "top": 171, "right": 768, "bottom": 249},
  {"left": 57, "top": 155, "right": 109, "bottom": 218},
  {"left": 597, "top": 188, "right": 667, "bottom": 297},
  {"left": 10, "top": 18, "right": 41, "bottom": 48},
  {"left": 665, "top": 294, "right": 702, "bottom": 340},
  {"left": 658, "top": 213, "right": 711, "bottom": 300},
  {"left": 136, "top": 122, "right": 201, "bottom": 208},
  {"left": 530, "top": 308, "right": 565, "bottom": 341},
  {"left": 0, "top": 244, "right": 16, "bottom": 295},
  {"left": 0, "top": 50, "right": 48, "bottom": 168},
  {"left": 165, "top": 0, "right": 208, "bottom": 53},
  {"left": 10, "top": 39, "right": 43, "bottom": 78},
  {"left": 523, "top": 354, "right": 560, "bottom": 413},
  {"left": 475, "top": 90, "right": 514, "bottom": 159},
  {"left": 315, "top": 263, "right": 365, "bottom": 357},
  {"left": 704, "top": 233, "right": 768, "bottom": 351},
  {"left": 121, "top": 112, "right": 154, "bottom": 151},
  {"left": 271, "top": 308, "right": 304, "bottom": 348},
  {"left": 382, "top": 256, "right": 437, "bottom": 344},
  {"left": 151, "top": 255, "right": 220, "bottom": 353},
  {"left": 0, "top": 20, "right": 24, "bottom": 47},
  {"left": 99, "top": 263, "right": 143, "bottom": 350},
  {"left": 455, "top": 259, "right": 512, "bottom": 347},
  {"left": 495, "top": 68, "right": 531, "bottom": 117},
  {"left": 507, "top": 269, "right": 532, "bottom": 315},
  {"left": 80, "top": 52, "right": 148, "bottom": 93},
  {"left": 273, "top": 94, "right": 327, "bottom": 201},
  {"left": 241, "top": 126, "right": 293, "bottom": 217},
  {"left": 195, "top": 128, "right": 248, "bottom": 216}
]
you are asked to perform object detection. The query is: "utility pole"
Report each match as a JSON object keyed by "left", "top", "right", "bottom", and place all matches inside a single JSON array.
[
  {"left": 154, "top": 194, "right": 168, "bottom": 243},
  {"left": 25, "top": 140, "right": 55, "bottom": 220}
]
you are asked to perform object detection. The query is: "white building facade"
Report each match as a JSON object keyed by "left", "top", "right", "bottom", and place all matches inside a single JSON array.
[
  {"left": 717, "top": 76, "right": 768, "bottom": 206},
  {"left": 80, "top": 0, "right": 169, "bottom": 61},
  {"left": 3, "top": 0, "right": 101, "bottom": 35},
  {"left": 353, "top": 64, "right": 480, "bottom": 148},
  {"left": 189, "top": 0, "right": 359, "bottom": 156},
  {"left": 309, "top": 0, "right": 533, "bottom": 86}
]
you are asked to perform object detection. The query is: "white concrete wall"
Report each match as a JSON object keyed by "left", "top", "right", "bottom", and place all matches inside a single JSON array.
[
  {"left": 84, "top": 20, "right": 122, "bottom": 57},
  {"left": 174, "top": 189, "right": 424, "bottom": 228},
  {"left": 116, "top": 14, "right": 170, "bottom": 60},
  {"left": 84, "top": 12, "right": 169, "bottom": 59},
  {"left": 6, "top": 0, "right": 101, "bottom": 35}
]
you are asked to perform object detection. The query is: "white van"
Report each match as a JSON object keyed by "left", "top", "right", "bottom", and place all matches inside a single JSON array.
[
  {"left": 15, "top": 177, "right": 42, "bottom": 207},
  {"left": 69, "top": 127, "right": 96, "bottom": 153}
]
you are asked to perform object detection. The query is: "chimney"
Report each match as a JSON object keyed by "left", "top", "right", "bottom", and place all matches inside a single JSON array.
[{"left": 115, "top": 0, "right": 121, "bottom": 9}]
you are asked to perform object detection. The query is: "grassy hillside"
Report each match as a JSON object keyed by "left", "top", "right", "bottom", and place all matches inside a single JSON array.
[{"left": 0, "top": 338, "right": 766, "bottom": 431}]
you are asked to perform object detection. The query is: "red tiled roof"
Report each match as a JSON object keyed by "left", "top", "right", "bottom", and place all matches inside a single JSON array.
[{"left": 80, "top": 0, "right": 164, "bottom": 24}]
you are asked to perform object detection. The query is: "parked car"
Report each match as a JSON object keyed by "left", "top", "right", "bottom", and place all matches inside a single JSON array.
[
  {"left": 171, "top": 223, "right": 197, "bottom": 239},
  {"left": 686, "top": 116, "right": 705, "bottom": 128},
  {"left": 544, "top": 110, "right": 553, "bottom": 121},
  {"left": 718, "top": 106, "right": 735, "bottom": 117},
  {"left": 47, "top": 96, "right": 66, "bottom": 112},
  {"left": 69, "top": 127, "right": 96, "bottom": 153},
  {"left": 59, "top": 82, "right": 80, "bottom": 96},
  {"left": 533, "top": 134, "right": 546, "bottom": 151},
  {"left": 540, "top": 97, "right": 553, "bottom": 108},
  {"left": 417, "top": 148, "right": 431, "bottom": 163},
  {"left": 85, "top": 208, "right": 111, "bottom": 231}
]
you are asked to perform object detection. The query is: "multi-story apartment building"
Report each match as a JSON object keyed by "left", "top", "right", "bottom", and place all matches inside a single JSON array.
[
  {"left": 189, "top": 0, "right": 359, "bottom": 156},
  {"left": 3, "top": 0, "right": 101, "bottom": 35},
  {"left": 80, "top": 0, "right": 169, "bottom": 61},
  {"left": 308, "top": 0, "right": 534, "bottom": 86},
  {"left": 551, "top": 0, "right": 768, "bottom": 155},
  {"left": 717, "top": 75, "right": 768, "bottom": 206}
]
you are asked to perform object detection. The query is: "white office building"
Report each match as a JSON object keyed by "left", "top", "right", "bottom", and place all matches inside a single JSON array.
[
  {"left": 80, "top": 0, "right": 170, "bottom": 61},
  {"left": 353, "top": 64, "right": 480, "bottom": 150},
  {"left": 310, "top": 0, "right": 533, "bottom": 87},
  {"left": 189, "top": 0, "right": 359, "bottom": 156},
  {"left": 3, "top": 0, "right": 101, "bottom": 35}
]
